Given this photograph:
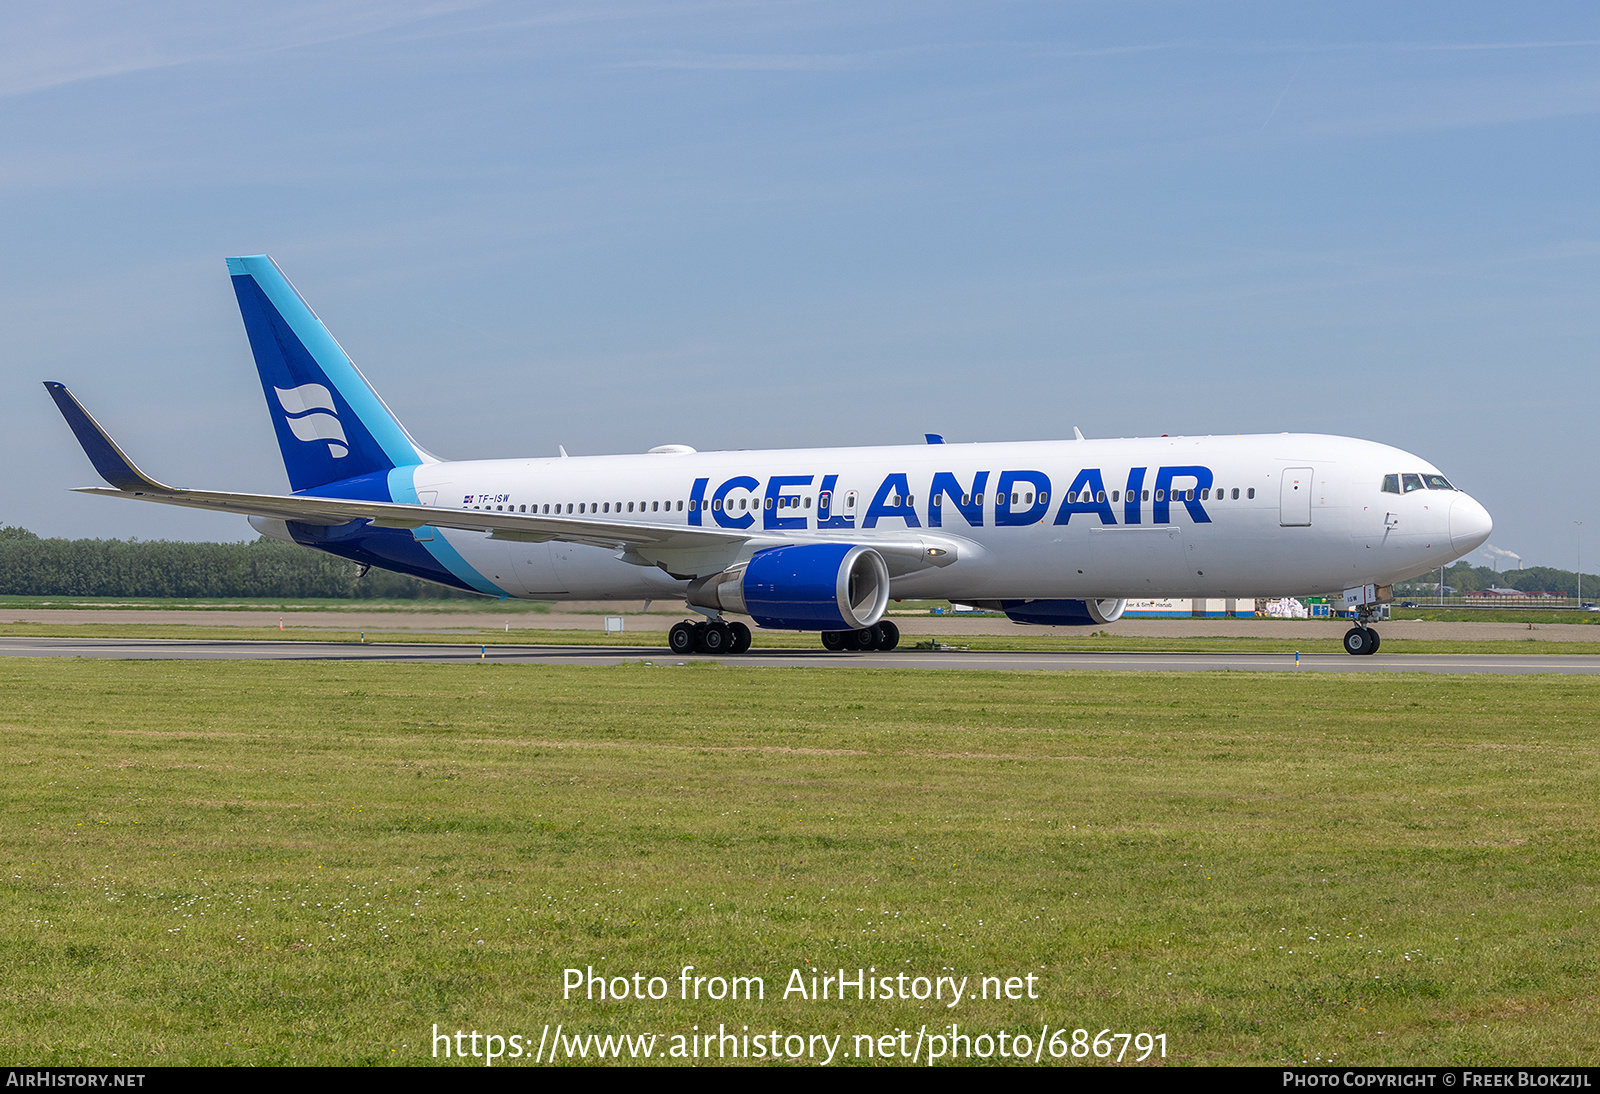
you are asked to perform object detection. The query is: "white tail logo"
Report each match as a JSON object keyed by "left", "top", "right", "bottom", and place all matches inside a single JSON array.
[{"left": 275, "top": 384, "right": 347, "bottom": 458}]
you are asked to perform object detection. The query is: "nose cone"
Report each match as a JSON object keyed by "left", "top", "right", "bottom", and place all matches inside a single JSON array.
[{"left": 1450, "top": 494, "right": 1493, "bottom": 555}]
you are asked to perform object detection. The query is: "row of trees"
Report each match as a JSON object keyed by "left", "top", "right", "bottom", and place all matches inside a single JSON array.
[
  {"left": 1396, "top": 561, "right": 1599, "bottom": 600},
  {"left": 0, "top": 526, "right": 481, "bottom": 599}
]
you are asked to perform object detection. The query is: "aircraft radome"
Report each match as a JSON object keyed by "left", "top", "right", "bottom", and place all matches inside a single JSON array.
[{"left": 47, "top": 255, "right": 1492, "bottom": 656}]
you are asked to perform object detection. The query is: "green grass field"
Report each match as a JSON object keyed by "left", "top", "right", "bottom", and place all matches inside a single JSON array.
[{"left": 3, "top": 661, "right": 1596, "bottom": 1066}]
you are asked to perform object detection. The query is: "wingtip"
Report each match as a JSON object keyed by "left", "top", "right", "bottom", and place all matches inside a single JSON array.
[{"left": 45, "top": 382, "right": 169, "bottom": 493}]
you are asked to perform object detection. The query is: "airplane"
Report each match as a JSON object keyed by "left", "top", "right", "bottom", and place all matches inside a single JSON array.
[{"left": 46, "top": 254, "right": 1493, "bottom": 657}]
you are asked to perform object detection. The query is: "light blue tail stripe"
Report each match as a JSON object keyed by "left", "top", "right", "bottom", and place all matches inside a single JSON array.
[
  {"left": 226, "top": 255, "right": 422, "bottom": 470},
  {"left": 386, "top": 466, "right": 506, "bottom": 597}
]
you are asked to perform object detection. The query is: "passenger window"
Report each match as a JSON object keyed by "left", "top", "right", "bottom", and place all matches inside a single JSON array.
[
  {"left": 803, "top": 497, "right": 811, "bottom": 508},
  {"left": 1024, "top": 493, "right": 1033, "bottom": 504},
  {"left": 1154, "top": 489, "right": 1165, "bottom": 501},
  {"left": 1142, "top": 490, "right": 1149, "bottom": 501},
  {"left": 931, "top": 494, "right": 942, "bottom": 506},
  {"left": 1201, "top": 488, "right": 1209, "bottom": 500},
  {"left": 765, "top": 497, "right": 773, "bottom": 510},
  {"left": 1402, "top": 473, "right": 1425, "bottom": 493},
  {"left": 676, "top": 501, "right": 683, "bottom": 511},
  {"left": 1067, "top": 491, "right": 1077, "bottom": 504},
  {"left": 1111, "top": 490, "right": 1119, "bottom": 502},
  {"left": 1247, "top": 488, "right": 1255, "bottom": 499},
  {"left": 962, "top": 494, "right": 970, "bottom": 505},
  {"left": 1231, "top": 488, "right": 1239, "bottom": 500},
  {"left": 1094, "top": 491, "right": 1104, "bottom": 503},
  {"left": 713, "top": 499, "right": 722, "bottom": 511},
  {"left": 1382, "top": 474, "right": 1400, "bottom": 494}
]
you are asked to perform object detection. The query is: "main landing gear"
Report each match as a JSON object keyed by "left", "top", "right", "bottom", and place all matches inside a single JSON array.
[
  {"left": 820, "top": 619, "right": 899, "bottom": 652},
  {"left": 666, "top": 618, "right": 901, "bottom": 655},
  {"left": 669, "top": 619, "right": 752, "bottom": 655}
]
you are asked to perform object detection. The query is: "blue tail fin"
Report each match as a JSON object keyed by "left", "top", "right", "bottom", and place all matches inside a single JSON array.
[{"left": 227, "top": 255, "right": 428, "bottom": 492}]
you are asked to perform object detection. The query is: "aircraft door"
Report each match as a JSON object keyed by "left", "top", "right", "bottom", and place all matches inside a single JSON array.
[{"left": 1280, "top": 468, "right": 1313, "bottom": 527}]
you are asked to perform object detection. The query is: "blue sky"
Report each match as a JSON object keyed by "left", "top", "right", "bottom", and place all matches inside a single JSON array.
[{"left": 4, "top": 2, "right": 1597, "bottom": 572}]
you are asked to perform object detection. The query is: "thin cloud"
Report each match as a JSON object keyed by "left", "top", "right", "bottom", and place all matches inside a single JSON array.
[
  {"left": 0, "top": 0, "right": 497, "bottom": 99},
  {"left": 614, "top": 51, "right": 876, "bottom": 71}
]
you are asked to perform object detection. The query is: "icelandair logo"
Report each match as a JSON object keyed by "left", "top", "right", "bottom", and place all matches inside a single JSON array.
[{"left": 274, "top": 383, "right": 348, "bottom": 458}]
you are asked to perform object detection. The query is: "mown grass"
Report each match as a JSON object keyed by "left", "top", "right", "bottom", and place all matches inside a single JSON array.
[
  {"left": 1391, "top": 609, "right": 1600, "bottom": 625},
  {"left": 2, "top": 662, "right": 1596, "bottom": 1067}
]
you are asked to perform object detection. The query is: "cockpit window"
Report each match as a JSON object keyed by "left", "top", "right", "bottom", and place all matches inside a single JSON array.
[
  {"left": 1402, "top": 473, "right": 1425, "bottom": 493},
  {"left": 1422, "top": 474, "right": 1454, "bottom": 490},
  {"left": 1382, "top": 474, "right": 1400, "bottom": 495}
]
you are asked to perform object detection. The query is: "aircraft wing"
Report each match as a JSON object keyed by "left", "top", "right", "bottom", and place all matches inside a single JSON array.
[
  {"left": 45, "top": 381, "right": 746, "bottom": 553},
  {"left": 46, "top": 381, "right": 966, "bottom": 577},
  {"left": 67, "top": 484, "right": 749, "bottom": 552}
]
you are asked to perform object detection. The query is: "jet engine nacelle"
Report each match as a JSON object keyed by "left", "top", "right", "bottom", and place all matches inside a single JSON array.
[
  {"left": 686, "top": 543, "right": 891, "bottom": 631},
  {"left": 995, "top": 598, "right": 1127, "bottom": 626}
]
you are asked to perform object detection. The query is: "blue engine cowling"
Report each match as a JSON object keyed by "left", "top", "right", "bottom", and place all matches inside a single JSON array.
[
  {"left": 686, "top": 544, "right": 890, "bottom": 630},
  {"left": 998, "top": 598, "right": 1127, "bottom": 626}
]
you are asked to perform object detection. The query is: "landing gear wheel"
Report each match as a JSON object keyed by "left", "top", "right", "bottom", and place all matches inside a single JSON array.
[
  {"left": 727, "top": 621, "right": 752, "bottom": 654},
  {"left": 669, "top": 622, "right": 697, "bottom": 654},
  {"left": 876, "top": 619, "right": 900, "bottom": 651},
  {"left": 851, "top": 626, "right": 881, "bottom": 651},
  {"left": 1343, "top": 627, "right": 1375, "bottom": 656},
  {"left": 821, "top": 630, "right": 847, "bottom": 651},
  {"left": 700, "top": 621, "right": 731, "bottom": 654},
  {"left": 1366, "top": 629, "right": 1380, "bottom": 654}
]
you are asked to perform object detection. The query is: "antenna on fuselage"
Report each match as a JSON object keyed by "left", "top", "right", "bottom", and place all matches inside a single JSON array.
[
  {"left": 1073, "top": 427, "right": 1085, "bottom": 441},
  {"left": 558, "top": 445, "right": 569, "bottom": 458}
]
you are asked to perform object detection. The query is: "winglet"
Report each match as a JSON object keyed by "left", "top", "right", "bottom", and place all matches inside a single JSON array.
[{"left": 43, "top": 382, "right": 171, "bottom": 493}]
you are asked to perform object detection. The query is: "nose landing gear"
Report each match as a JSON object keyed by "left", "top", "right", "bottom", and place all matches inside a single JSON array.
[
  {"left": 1342, "top": 604, "right": 1382, "bottom": 656},
  {"left": 1342, "top": 626, "right": 1380, "bottom": 655}
]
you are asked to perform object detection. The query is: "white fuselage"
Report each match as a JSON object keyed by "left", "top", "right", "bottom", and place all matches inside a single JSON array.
[{"left": 399, "top": 432, "right": 1491, "bottom": 603}]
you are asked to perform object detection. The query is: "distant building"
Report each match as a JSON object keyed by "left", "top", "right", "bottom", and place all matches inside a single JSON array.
[{"left": 1123, "top": 598, "right": 1256, "bottom": 618}]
